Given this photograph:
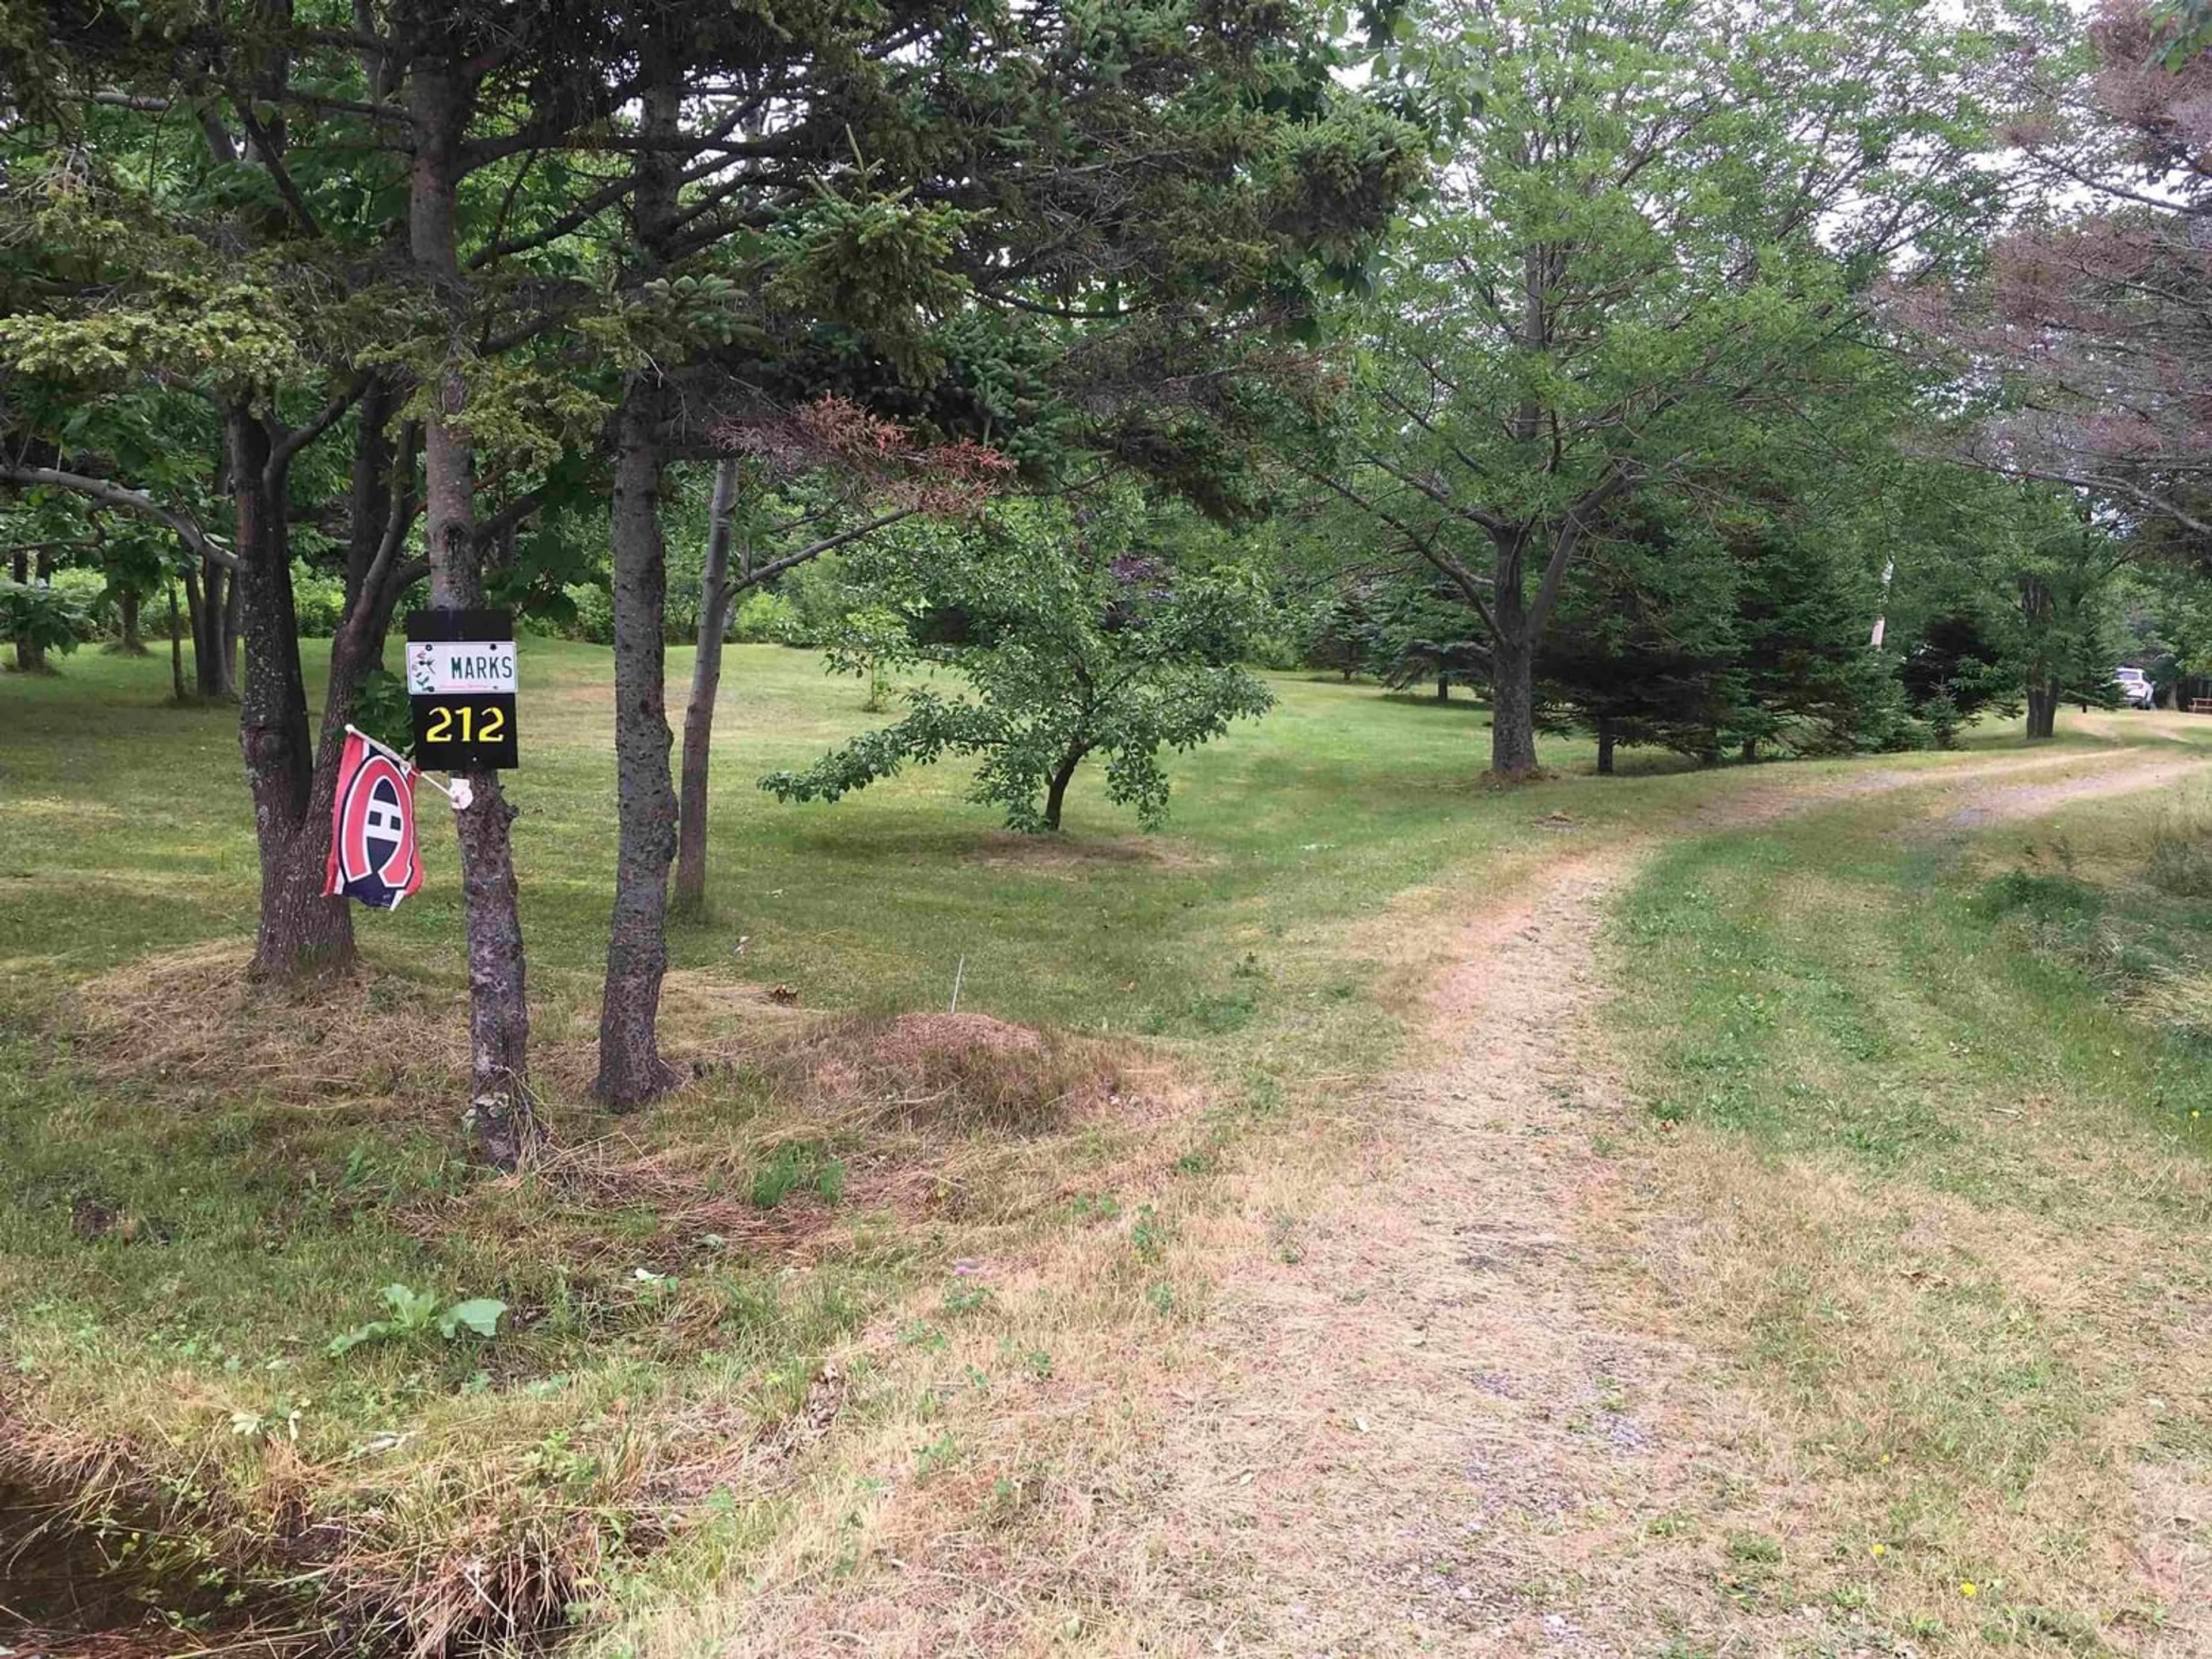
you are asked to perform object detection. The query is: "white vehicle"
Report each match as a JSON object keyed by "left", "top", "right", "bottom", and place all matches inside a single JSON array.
[{"left": 2114, "top": 666, "right": 2156, "bottom": 709}]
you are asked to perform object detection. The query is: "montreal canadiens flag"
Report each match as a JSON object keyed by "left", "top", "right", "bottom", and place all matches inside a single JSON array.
[{"left": 324, "top": 730, "right": 423, "bottom": 911}]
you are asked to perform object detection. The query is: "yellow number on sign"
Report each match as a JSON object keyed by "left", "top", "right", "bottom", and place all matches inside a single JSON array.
[{"left": 424, "top": 703, "right": 507, "bottom": 748}]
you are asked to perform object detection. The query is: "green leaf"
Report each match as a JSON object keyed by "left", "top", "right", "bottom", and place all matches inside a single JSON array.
[
  {"left": 327, "top": 1320, "right": 393, "bottom": 1357},
  {"left": 380, "top": 1283, "right": 440, "bottom": 1330},
  {"left": 437, "top": 1298, "right": 507, "bottom": 1340}
]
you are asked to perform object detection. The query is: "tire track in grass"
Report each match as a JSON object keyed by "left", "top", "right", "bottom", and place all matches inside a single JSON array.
[{"left": 1131, "top": 747, "right": 2207, "bottom": 1656}]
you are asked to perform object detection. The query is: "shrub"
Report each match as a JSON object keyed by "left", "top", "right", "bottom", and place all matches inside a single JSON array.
[
  {"left": 561, "top": 582, "right": 616, "bottom": 645},
  {"left": 48, "top": 566, "right": 113, "bottom": 638},
  {"left": 291, "top": 563, "right": 348, "bottom": 637},
  {"left": 0, "top": 577, "right": 87, "bottom": 661},
  {"left": 731, "top": 589, "right": 801, "bottom": 643}
]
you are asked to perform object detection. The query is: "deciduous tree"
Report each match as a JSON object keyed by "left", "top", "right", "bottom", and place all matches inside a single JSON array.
[
  {"left": 765, "top": 494, "right": 1274, "bottom": 832},
  {"left": 1309, "top": 0, "right": 2000, "bottom": 775}
]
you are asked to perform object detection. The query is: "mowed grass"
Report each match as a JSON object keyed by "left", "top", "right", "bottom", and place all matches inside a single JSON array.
[
  {"left": 1609, "top": 745, "right": 2212, "bottom": 1655},
  {"left": 4, "top": 639, "right": 2195, "bottom": 1652},
  {"left": 0, "top": 639, "right": 1703, "bottom": 1649},
  {"left": 3, "top": 641, "right": 1584, "bottom": 1041}
]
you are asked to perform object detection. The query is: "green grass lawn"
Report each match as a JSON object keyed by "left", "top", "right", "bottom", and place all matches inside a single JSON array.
[
  {"left": 1608, "top": 753, "right": 2212, "bottom": 1650},
  {"left": 1, "top": 641, "right": 1562, "bottom": 1033},
  {"left": 0, "top": 639, "right": 1623, "bottom": 1649},
  {"left": 2, "top": 641, "right": 2195, "bottom": 1653}
]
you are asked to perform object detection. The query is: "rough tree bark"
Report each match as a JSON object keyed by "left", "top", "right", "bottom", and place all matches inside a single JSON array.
[
  {"left": 1595, "top": 716, "right": 1616, "bottom": 775},
  {"left": 192, "top": 559, "right": 231, "bottom": 697},
  {"left": 2026, "top": 681, "right": 2060, "bottom": 740},
  {"left": 1487, "top": 555, "right": 1540, "bottom": 778},
  {"left": 229, "top": 403, "right": 357, "bottom": 980},
  {"left": 672, "top": 456, "right": 742, "bottom": 918},
  {"left": 594, "top": 73, "right": 687, "bottom": 1108},
  {"left": 596, "top": 380, "right": 683, "bottom": 1105},
  {"left": 411, "top": 56, "right": 536, "bottom": 1170}
]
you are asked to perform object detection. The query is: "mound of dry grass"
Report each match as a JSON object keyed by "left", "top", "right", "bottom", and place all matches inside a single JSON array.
[
  {"left": 488, "top": 1013, "right": 1168, "bottom": 1266},
  {"left": 71, "top": 943, "right": 471, "bottom": 1106},
  {"left": 757, "top": 1011, "right": 1132, "bottom": 1134},
  {"left": 26, "top": 951, "right": 1192, "bottom": 1657},
  {"left": 65, "top": 949, "right": 828, "bottom": 1128}
]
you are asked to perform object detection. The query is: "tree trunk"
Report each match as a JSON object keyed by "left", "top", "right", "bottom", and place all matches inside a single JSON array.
[
  {"left": 1488, "top": 642, "right": 1539, "bottom": 775},
  {"left": 673, "top": 456, "right": 741, "bottom": 918},
  {"left": 111, "top": 587, "right": 146, "bottom": 654},
  {"left": 192, "top": 560, "right": 230, "bottom": 698},
  {"left": 8, "top": 546, "right": 41, "bottom": 674},
  {"left": 2026, "top": 680, "right": 2060, "bottom": 740},
  {"left": 1487, "top": 538, "right": 1541, "bottom": 778},
  {"left": 1435, "top": 677, "right": 1449, "bottom": 702},
  {"left": 230, "top": 406, "right": 357, "bottom": 982},
  {"left": 593, "top": 71, "right": 688, "bottom": 1109},
  {"left": 1596, "top": 717, "right": 1615, "bottom": 776},
  {"left": 2020, "top": 572, "right": 2059, "bottom": 740},
  {"left": 346, "top": 378, "right": 397, "bottom": 606},
  {"left": 1043, "top": 744, "right": 1088, "bottom": 831},
  {"left": 412, "top": 56, "right": 535, "bottom": 1171},
  {"left": 1741, "top": 737, "right": 1759, "bottom": 764},
  {"left": 222, "top": 570, "right": 242, "bottom": 696},
  {"left": 167, "top": 579, "right": 187, "bottom": 702},
  {"left": 181, "top": 565, "right": 204, "bottom": 695},
  {"left": 594, "top": 380, "right": 682, "bottom": 1108},
  {"left": 1488, "top": 632, "right": 1539, "bottom": 778}
]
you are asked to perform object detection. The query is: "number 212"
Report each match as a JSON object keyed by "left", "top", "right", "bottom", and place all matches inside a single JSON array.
[{"left": 425, "top": 704, "right": 505, "bottom": 744}]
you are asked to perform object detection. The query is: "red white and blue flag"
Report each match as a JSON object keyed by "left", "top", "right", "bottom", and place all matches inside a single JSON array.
[{"left": 324, "top": 729, "right": 422, "bottom": 911}]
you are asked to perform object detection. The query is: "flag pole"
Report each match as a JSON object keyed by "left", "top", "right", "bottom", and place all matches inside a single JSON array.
[{"left": 344, "top": 724, "right": 469, "bottom": 807}]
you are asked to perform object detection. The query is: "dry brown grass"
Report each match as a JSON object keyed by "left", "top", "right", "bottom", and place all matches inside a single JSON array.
[
  {"left": 72, "top": 942, "right": 474, "bottom": 1107},
  {"left": 572, "top": 748, "right": 2212, "bottom": 1658},
  {"left": 28, "top": 950, "right": 1200, "bottom": 1657},
  {"left": 39, "top": 750, "right": 2206, "bottom": 1658},
  {"left": 965, "top": 830, "right": 1216, "bottom": 874}
]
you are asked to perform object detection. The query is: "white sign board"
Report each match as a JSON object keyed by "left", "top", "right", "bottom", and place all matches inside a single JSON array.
[{"left": 407, "top": 640, "right": 518, "bottom": 696}]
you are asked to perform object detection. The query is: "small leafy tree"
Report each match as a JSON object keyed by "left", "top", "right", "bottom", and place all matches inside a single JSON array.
[
  {"left": 764, "top": 497, "right": 1274, "bottom": 832},
  {"left": 1296, "top": 583, "right": 1391, "bottom": 681},
  {"left": 0, "top": 577, "right": 84, "bottom": 672}
]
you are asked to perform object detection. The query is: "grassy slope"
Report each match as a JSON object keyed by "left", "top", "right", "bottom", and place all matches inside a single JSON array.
[
  {"left": 0, "top": 641, "right": 1647, "bottom": 1645},
  {"left": 1, "top": 641, "right": 1565, "bottom": 1030},
  {"left": 1609, "top": 729, "right": 2212, "bottom": 1653},
  {"left": 2, "top": 642, "right": 2196, "bottom": 1652}
]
